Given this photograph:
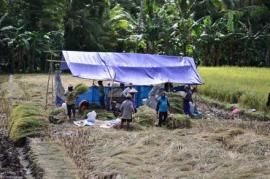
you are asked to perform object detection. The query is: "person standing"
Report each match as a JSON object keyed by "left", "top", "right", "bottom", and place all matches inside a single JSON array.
[
  {"left": 156, "top": 92, "right": 170, "bottom": 127},
  {"left": 65, "top": 84, "right": 76, "bottom": 121},
  {"left": 120, "top": 94, "right": 135, "bottom": 130},
  {"left": 122, "top": 83, "right": 133, "bottom": 97},
  {"left": 98, "top": 80, "right": 105, "bottom": 108},
  {"left": 183, "top": 85, "right": 193, "bottom": 115}
]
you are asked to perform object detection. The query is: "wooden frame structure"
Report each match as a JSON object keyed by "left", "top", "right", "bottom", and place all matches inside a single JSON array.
[{"left": 44, "top": 50, "right": 62, "bottom": 109}]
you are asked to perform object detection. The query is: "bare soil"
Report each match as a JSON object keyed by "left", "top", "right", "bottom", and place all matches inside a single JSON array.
[{"left": 0, "top": 113, "right": 25, "bottom": 179}]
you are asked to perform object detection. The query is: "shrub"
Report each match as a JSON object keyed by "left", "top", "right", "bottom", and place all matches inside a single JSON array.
[{"left": 9, "top": 104, "right": 48, "bottom": 144}]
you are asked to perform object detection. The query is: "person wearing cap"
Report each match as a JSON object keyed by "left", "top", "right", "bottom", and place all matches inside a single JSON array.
[
  {"left": 122, "top": 83, "right": 133, "bottom": 97},
  {"left": 120, "top": 93, "right": 135, "bottom": 130},
  {"left": 156, "top": 92, "right": 170, "bottom": 127},
  {"left": 65, "top": 84, "right": 76, "bottom": 120},
  {"left": 98, "top": 80, "right": 105, "bottom": 109},
  {"left": 122, "top": 83, "right": 138, "bottom": 108}
]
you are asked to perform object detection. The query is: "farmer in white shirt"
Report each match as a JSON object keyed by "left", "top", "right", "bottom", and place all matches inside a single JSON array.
[{"left": 122, "top": 83, "right": 133, "bottom": 97}]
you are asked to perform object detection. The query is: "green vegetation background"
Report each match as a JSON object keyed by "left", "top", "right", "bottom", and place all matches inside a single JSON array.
[{"left": 0, "top": 0, "right": 270, "bottom": 73}]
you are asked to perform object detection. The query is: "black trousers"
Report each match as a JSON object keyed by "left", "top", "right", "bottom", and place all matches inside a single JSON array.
[
  {"left": 99, "top": 96, "right": 105, "bottom": 108},
  {"left": 159, "top": 112, "right": 168, "bottom": 126},
  {"left": 67, "top": 104, "right": 75, "bottom": 119},
  {"left": 121, "top": 118, "right": 132, "bottom": 130}
]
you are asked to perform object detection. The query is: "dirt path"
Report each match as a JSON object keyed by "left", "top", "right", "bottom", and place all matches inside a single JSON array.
[{"left": 28, "top": 138, "right": 80, "bottom": 179}]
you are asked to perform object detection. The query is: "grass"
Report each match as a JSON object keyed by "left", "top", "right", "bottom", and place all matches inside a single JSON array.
[
  {"left": 8, "top": 104, "right": 48, "bottom": 144},
  {"left": 198, "top": 67, "right": 270, "bottom": 114}
]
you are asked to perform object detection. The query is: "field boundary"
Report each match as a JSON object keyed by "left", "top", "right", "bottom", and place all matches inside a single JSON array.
[{"left": 196, "top": 95, "right": 270, "bottom": 121}]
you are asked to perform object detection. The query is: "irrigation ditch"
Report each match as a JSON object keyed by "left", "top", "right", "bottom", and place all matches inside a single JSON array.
[
  {"left": 0, "top": 82, "right": 39, "bottom": 179},
  {"left": 0, "top": 112, "right": 36, "bottom": 179}
]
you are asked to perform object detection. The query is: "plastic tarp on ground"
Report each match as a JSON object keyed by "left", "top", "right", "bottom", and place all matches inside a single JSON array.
[{"left": 61, "top": 51, "right": 203, "bottom": 85}]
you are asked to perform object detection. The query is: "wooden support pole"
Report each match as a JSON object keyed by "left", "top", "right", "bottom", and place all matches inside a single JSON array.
[
  {"left": 109, "top": 76, "right": 116, "bottom": 110},
  {"left": 45, "top": 61, "right": 52, "bottom": 109},
  {"left": 51, "top": 62, "right": 54, "bottom": 98}
]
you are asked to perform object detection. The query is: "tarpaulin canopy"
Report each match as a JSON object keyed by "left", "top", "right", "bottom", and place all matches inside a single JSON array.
[{"left": 61, "top": 51, "right": 203, "bottom": 85}]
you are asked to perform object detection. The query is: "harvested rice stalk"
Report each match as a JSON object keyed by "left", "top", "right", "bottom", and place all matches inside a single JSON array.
[
  {"left": 74, "top": 83, "right": 88, "bottom": 95},
  {"left": 82, "top": 109, "right": 115, "bottom": 120},
  {"left": 48, "top": 108, "right": 66, "bottom": 116},
  {"left": 134, "top": 105, "right": 156, "bottom": 127},
  {"left": 9, "top": 104, "right": 48, "bottom": 144},
  {"left": 167, "top": 114, "right": 191, "bottom": 129},
  {"left": 167, "top": 92, "right": 184, "bottom": 114},
  {"left": 48, "top": 108, "right": 67, "bottom": 124}
]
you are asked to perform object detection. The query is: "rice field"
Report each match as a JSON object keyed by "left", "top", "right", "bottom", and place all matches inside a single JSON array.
[
  {"left": 1, "top": 73, "right": 270, "bottom": 178},
  {"left": 198, "top": 67, "right": 270, "bottom": 114}
]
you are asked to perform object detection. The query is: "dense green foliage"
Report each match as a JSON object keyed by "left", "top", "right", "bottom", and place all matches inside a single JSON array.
[
  {"left": 8, "top": 104, "right": 48, "bottom": 143},
  {"left": 198, "top": 67, "right": 270, "bottom": 114},
  {"left": 0, "top": 0, "right": 270, "bottom": 73}
]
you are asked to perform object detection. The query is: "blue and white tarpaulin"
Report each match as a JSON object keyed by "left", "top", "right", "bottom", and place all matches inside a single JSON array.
[
  {"left": 55, "top": 70, "right": 65, "bottom": 106},
  {"left": 61, "top": 51, "right": 203, "bottom": 85}
]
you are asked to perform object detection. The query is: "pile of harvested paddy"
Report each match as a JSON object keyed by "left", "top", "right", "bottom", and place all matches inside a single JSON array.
[
  {"left": 134, "top": 105, "right": 156, "bottom": 127},
  {"left": 8, "top": 104, "right": 48, "bottom": 144},
  {"left": 167, "top": 92, "right": 184, "bottom": 114}
]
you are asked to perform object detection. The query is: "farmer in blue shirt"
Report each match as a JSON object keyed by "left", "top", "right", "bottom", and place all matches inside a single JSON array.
[{"left": 156, "top": 92, "right": 170, "bottom": 127}]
